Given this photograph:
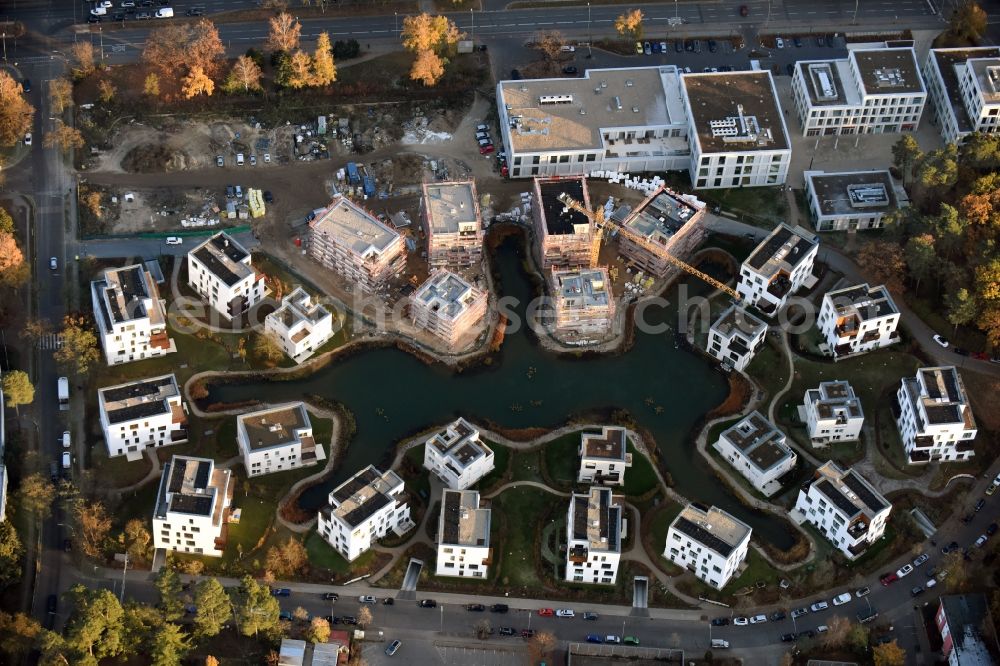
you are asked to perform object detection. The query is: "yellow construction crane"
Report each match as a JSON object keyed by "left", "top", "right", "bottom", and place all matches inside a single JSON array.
[{"left": 557, "top": 192, "right": 741, "bottom": 301}]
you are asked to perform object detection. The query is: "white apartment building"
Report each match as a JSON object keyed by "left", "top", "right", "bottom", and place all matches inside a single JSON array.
[
  {"left": 578, "top": 426, "right": 632, "bottom": 486},
  {"left": 263, "top": 287, "right": 335, "bottom": 364},
  {"left": 497, "top": 66, "right": 692, "bottom": 180},
  {"left": 707, "top": 305, "right": 767, "bottom": 372},
  {"left": 793, "top": 461, "right": 891, "bottom": 560},
  {"left": 153, "top": 455, "right": 233, "bottom": 557},
  {"left": 550, "top": 267, "right": 616, "bottom": 340},
  {"left": 791, "top": 47, "right": 926, "bottom": 137},
  {"left": 664, "top": 503, "right": 751, "bottom": 590},
  {"left": 818, "top": 283, "right": 900, "bottom": 359},
  {"left": 924, "top": 47, "right": 1000, "bottom": 145},
  {"left": 237, "top": 402, "right": 326, "bottom": 477},
  {"left": 736, "top": 223, "right": 818, "bottom": 317},
  {"left": 423, "top": 418, "right": 495, "bottom": 490},
  {"left": 714, "top": 411, "right": 797, "bottom": 497},
  {"left": 409, "top": 270, "right": 488, "bottom": 347},
  {"left": 895, "top": 367, "right": 978, "bottom": 465},
  {"left": 496, "top": 67, "right": 790, "bottom": 190},
  {"left": 801, "top": 380, "right": 865, "bottom": 446},
  {"left": 435, "top": 489, "right": 492, "bottom": 578},
  {"left": 98, "top": 374, "right": 187, "bottom": 461},
  {"left": 681, "top": 72, "right": 792, "bottom": 189},
  {"left": 91, "top": 263, "right": 176, "bottom": 366},
  {"left": 317, "top": 465, "right": 413, "bottom": 561},
  {"left": 187, "top": 232, "right": 266, "bottom": 321},
  {"left": 422, "top": 181, "right": 484, "bottom": 269},
  {"left": 804, "top": 170, "right": 907, "bottom": 232},
  {"left": 565, "top": 486, "right": 624, "bottom": 585},
  {"left": 308, "top": 195, "right": 407, "bottom": 293}
]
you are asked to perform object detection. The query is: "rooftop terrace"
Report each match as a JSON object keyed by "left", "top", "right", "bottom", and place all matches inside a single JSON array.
[
  {"left": 720, "top": 411, "right": 794, "bottom": 472},
  {"left": 238, "top": 402, "right": 313, "bottom": 452},
  {"left": 326, "top": 465, "right": 403, "bottom": 528},
  {"left": 683, "top": 72, "right": 789, "bottom": 153},
  {"left": 412, "top": 270, "right": 484, "bottom": 322},
  {"left": 569, "top": 486, "right": 623, "bottom": 554},
  {"left": 745, "top": 224, "right": 817, "bottom": 277},
  {"left": 439, "top": 489, "right": 491, "bottom": 547},
  {"left": 100, "top": 374, "right": 181, "bottom": 425}
]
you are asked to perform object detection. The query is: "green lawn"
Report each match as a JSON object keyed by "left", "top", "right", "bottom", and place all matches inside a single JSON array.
[
  {"left": 477, "top": 440, "right": 510, "bottom": 493},
  {"left": 89, "top": 446, "right": 154, "bottom": 490},
  {"left": 725, "top": 548, "right": 781, "bottom": 591},
  {"left": 542, "top": 431, "right": 579, "bottom": 487},
  {"left": 622, "top": 441, "right": 659, "bottom": 497},
  {"left": 510, "top": 449, "right": 545, "bottom": 484},
  {"left": 746, "top": 339, "right": 788, "bottom": 401},
  {"left": 699, "top": 186, "right": 788, "bottom": 229},
  {"left": 304, "top": 530, "right": 377, "bottom": 574},
  {"left": 402, "top": 443, "right": 431, "bottom": 502},
  {"left": 223, "top": 495, "right": 274, "bottom": 565},
  {"left": 492, "top": 486, "right": 553, "bottom": 590}
]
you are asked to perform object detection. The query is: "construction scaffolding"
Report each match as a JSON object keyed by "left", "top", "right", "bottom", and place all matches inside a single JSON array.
[{"left": 533, "top": 176, "right": 595, "bottom": 270}]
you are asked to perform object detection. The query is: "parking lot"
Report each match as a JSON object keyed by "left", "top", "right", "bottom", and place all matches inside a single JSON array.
[{"left": 360, "top": 637, "right": 527, "bottom": 666}]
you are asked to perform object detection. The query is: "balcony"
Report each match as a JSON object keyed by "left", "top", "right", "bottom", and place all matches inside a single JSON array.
[
  {"left": 913, "top": 435, "right": 934, "bottom": 449},
  {"left": 766, "top": 273, "right": 793, "bottom": 300},
  {"left": 568, "top": 545, "right": 589, "bottom": 564},
  {"left": 908, "top": 450, "right": 931, "bottom": 463},
  {"left": 149, "top": 330, "right": 173, "bottom": 351}
]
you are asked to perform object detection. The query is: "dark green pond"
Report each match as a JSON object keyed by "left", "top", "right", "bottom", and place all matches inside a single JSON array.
[{"left": 209, "top": 233, "right": 795, "bottom": 549}]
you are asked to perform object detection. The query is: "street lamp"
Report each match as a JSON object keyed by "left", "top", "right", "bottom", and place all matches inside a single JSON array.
[
  {"left": 439, "top": 605, "right": 444, "bottom": 632},
  {"left": 470, "top": 8, "right": 474, "bottom": 44}
]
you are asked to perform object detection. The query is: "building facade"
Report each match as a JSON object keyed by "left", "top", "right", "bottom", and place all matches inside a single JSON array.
[
  {"left": 664, "top": 503, "right": 751, "bottom": 590},
  {"left": 818, "top": 283, "right": 900, "bottom": 358},
  {"left": 422, "top": 181, "right": 484, "bottom": 269},
  {"left": 935, "top": 595, "right": 998, "bottom": 666},
  {"left": 152, "top": 455, "right": 233, "bottom": 557},
  {"left": 423, "top": 418, "right": 495, "bottom": 490},
  {"left": 91, "top": 263, "right": 176, "bottom": 366},
  {"left": 792, "top": 47, "right": 926, "bottom": 137},
  {"left": 408, "top": 270, "right": 488, "bottom": 347},
  {"left": 707, "top": 305, "right": 767, "bottom": 372},
  {"left": 187, "top": 232, "right": 266, "bottom": 321},
  {"left": 533, "top": 176, "right": 595, "bottom": 270},
  {"left": 736, "top": 223, "right": 818, "bottom": 316},
  {"left": 263, "top": 287, "right": 335, "bottom": 364},
  {"left": 98, "top": 374, "right": 187, "bottom": 460},
  {"left": 714, "top": 411, "right": 797, "bottom": 497},
  {"left": 550, "top": 267, "right": 615, "bottom": 340},
  {"left": 308, "top": 195, "right": 406, "bottom": 293},
  {"left": 802, "top": 380, "right": 865, "bottom": 446},
  {"left": 317, "top": 465, "right": 413, "bottom": 561},
  {"left": 610, "top": 186, "right": 707, "bottom": 278},
  {"left": 237, "top": 402, "right": 325, "bottom": 477},
  {"left": 435, "top": 489, "right": 492, "bottom": 578},
  {"left": 924, "top": 47, "right": 1000, "bottom": 145},
  {"left": 578, "top": 426, "right": 632, "bottom": 486},
  {"left": 804, "top": 170, "right": 907, "bottom": 232},
  {"left": 565, "top": 486, "right": 624, "bottom": 585},
  {"left": 895, "top": 366, "right": 978, "bottom": 464},
  {"left": 793, "top": 461, "right": 891, "bottom": 560}
]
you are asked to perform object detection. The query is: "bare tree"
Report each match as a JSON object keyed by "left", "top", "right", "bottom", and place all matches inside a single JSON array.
[{"left": 267, "top": 13, "right": 301, "bottom": 52}]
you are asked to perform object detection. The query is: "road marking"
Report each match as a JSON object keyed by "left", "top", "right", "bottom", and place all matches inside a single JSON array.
[{"left": 38, "top": 334, "right": 64, "bottom": 351}]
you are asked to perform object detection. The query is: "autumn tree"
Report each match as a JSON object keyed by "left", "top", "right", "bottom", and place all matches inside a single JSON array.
[
  {"left": 410, "top": 49, "right": 446, "bottom": 86},
  {"left": 915, "top": 143, "right": 959, "bottom": 191},
  {"left": 55, "top": 315, "right": 100, "bottom": 375},
  {"left": 267, "top": 13, "right": 302, "bottom": 52},
  {"left": 49, "top": 78, "right": 74, "bottom": 115},
  {"left": 75, "top": 500, "right": 112, "bottom": 558},
  {"left": 856, "top": 240, "right": 907, "bottom": 295},
  {"left": 534, "top": 30, "right": 566, "bottom": 62},
  {"left": 98, "top": 79, "right": 117, "bottom": 104},
  {"left": 0, "top": 522, "right": 24, "bottom": 587},
  {"left": 615, "top": 9, "right": 644, "bottom": 40},
  {"left": 222, "top": 56, "right": 264, "bottom": 94},
  {"left": 356, "top": 605, "right": 373, "bottom": 629},
  {"left": 230, "top": 575, "right": 280, "bottom": 637},
  {"left": 401, "top": 14, "right": 461, "bottom": 55},
  {"left": 873, "top": 639, "right": 907, "bottom": 666},
  {"left": 43, "top": 121, "right": 85, "bottom": 153},
  {"left": 2, "top": 370, "right": 34, "bottom": 413},
  {"left": 0, "top": 71, "right": 35, "bottom": 147},
  {"left": 0, "top": 229, "right": 26, "bottom": 286},
  {"left": 312, "top": 32, "right": 337, "bottom": 86},
  {"left": 891, "top": 134, "right": 922, "bottom": 183},
  {"left": 254, "top": 333, "right": 286, "bottom": 364},
  {"left": 942, "top": 551, "right": 968, "bottom": 591},
  {"left": 980, "top": 306, "right": 1000, "bottom": 346},
  {"left": 71, "top": 42, "right": 96, "bottom": 77},
  {"left": 949, "top": 0, "right": 987, "bottom": 43},
  {"left": 121, "top": 519, "right": 153, "bottom": 564},
  {"left": 820, "top": 616, "right": 851, "bottom": 648},
  {"left": 144, "top": 73, "right": 161, "bottom": 98},
  {"left": 0, "top": 612, "right": 40, "bottom": 659},
  {"left": 528, "top": 631, "right": 557, "bottom": 663},
  {"left": 182, "top": 66, "right": 216, "bottom": 99},
  {"left": 847, "top": 623, "right": 870, "bottom": 652},
  {"left": 265, "top": 538, "right": 308, "bottom": 579},
  {"left": 278, "top": 50, "right": 314, "bottom": 89},
  {"left": 306, "top": 617, "right": 331, "bottom": 643},
  {"left": 18, "top": 473, "right": 55, "bottom": 519},
  {"left": 193, "top": 578, "right": 231, "bottom": 639}
]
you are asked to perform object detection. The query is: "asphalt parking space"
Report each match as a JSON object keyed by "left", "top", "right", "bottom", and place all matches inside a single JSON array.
[{"left": 437, "top": 643, "right": 526, "bottom": 666}]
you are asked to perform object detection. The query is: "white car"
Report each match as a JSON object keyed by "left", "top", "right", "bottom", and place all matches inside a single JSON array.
[
  {"left": 154, "top": 7, "right": 173, "bottom": 17},
  {"left": 49, "top": 257, "right": 58, "bottom": 270},
  {"left": 236, "top": 153, "right": 245, "bottom": 165},
  {"left": 775, "top": 37, "right": 784, "bottom": 49},
  {"left": 604, "top": 635, "right": 621, "bottom": 644},
  {"left": 896, "top": 564, "right": 914, "bottom": 578},
  {"left": 933, "top": 334, "right": 950, "bottom": 348},
  {"left": 809, "top": 601, "right": 829, "bottom": 612},
  {"left": 90, "top": 6, "right": 107, "bottom": 16},
  {"left": 263, "top": 153, "right": 270, "bottom": 163},
  {"left": 61, "top": 452, "right": 71, "bottom": 469},
  {"left": 250, "top": 154, "right": 257, "bottom": 166},
  {"left": 555, "top": 609, "right": 575, "bottom": 618},
  {"left": 913, "top": 553, "right": 930, "bottom": 567},
  {"left": 24, "top": 132, "right": 32, "bottom": 146},
  {"left": 832, "top": 593, "right": 852, "bottom": 606},
  {"left": 358, "top": 596, "right": 376, "bottom": 604},
  {"left": 855, "top": 587, "right": 870, "bottom": 598},
  {"left": 733, "top": 617, "right": 749, "bottom": 626},
  {"left": 749, "top": 614, "right": 767, "bottom": 624},
  {"left": 97, "top": 0, "right": 113, "bottom": 7},
  {"left": 62, "top": 432, "right": 71, "bottom": 449},
  {"left": 165, "top": 237, "right": 182, "bottom": 245},
  {"left": 926, "top": 578, "right": 938, "bottom": 588},
  {"left": 975, "top": 534, "right": 989, "bottom": 548}
]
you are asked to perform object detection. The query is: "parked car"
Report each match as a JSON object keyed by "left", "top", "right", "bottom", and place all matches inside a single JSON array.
[
  {"left": 635, "top": 41, "right": 643, "bottom": 54},
  {"left": 856, "top": 587, "right": 871, "bottom": 598},
  {"left": 750, "top": 614, "right": 767, "bottom": 624},
  {"left": 385, "top": 640, "right": 401, "bottom": 656},
  {"left": 322, "top": 592, "right": 339, "bottom": 601},
  {"left": 623, "top": 637, "right": 640, "bottom": 646},
  {"left": 586, "top": 634, "right": 603, "bottom": 644},
  {"left": 250, "top": 154, "right": 257, "bottom": 166},
  {"left": 775, "top": 37, "right": 784, "bottom": 49},
  {"left": 832, "top": 593, "right": 852, "bottom": 606},
  {"left": 263, "top": 153, "right": 270, "bottom": 163},
  {"left": 816, "top": 35, "right": 826, "bottom": 46},
  {"left": 359, "top": 596, "right": 376, "bottom": 604},
  {"left": 911, "top": 586, "right": 924, "bottom": 597},
  {"left": 659, "top": 41, "right": 667, "bottom": 52},
  {"left": 340, "top": 616, "right": 358, "bottom": 625},
  {"left": 556, "top": 609, "right": 575, "bottom": 618},
  {"left": 712, "top": 617, "right": 730, "bottom": 626},
  {"left": 933, "top": 334, "right": 950, "bottom": 348},
  {"left": 154, "top": 7, "right": 173, "bottom": 17},
  {"left": 975, "top": 499, "right": 986, "bottom": 512},
  {"left": 791, "top": 607, "right": 809, "bottom": 619},
  {"left": 279, "top": 611, "right": 292, "bottom": 621},
  {"left": 418, "top": 599, "right": 437, "bottom": 608},
  {"left": 236, "top": 153, "right": 245, "bottom": 166},
  {"left": 976, "top": 534, "right": 989, "bottom": 548},
  {"left": 562, "top": 65, "right": 578, "bottom": 75},
  {"left": 987, "top": 483, "right": 998, "bottom": 496},
  {"left": 263, "top": 191, "right": 273, "bottom": 203},
  {"left": 769, "top": 610, "right": 786, "bottom": 621},
  {"left": 383, "top": 598, "right": 394, "bottom": 606},
  {"left": 942, "top": 541, "right": 960, "bottom": 553},
  {"left": 466, "top": 604, "right": 485, "bottom": 612},
  {"left": 136, "top": 11, "right": 151, "bottom": 18},
  {"left": 780, "top": 633, "right": 796, "bottom": 642},
  {"left": 798, "top": 630, "right": 816, "bottom": 639},
  {"left": 499, "top": 627, "right": 516, "bottom": 636},
  {"left": 881, "top": 572, "right": 899, "bottom": 586},
  {"left": 896, "top": 564, "right": 914, "bottom": 578},
  {"left": 21, "top": 78, "right": 31, "bottom": 92},
  {"left": 739, "top": 4, "right": 749, "bottom": 16},
  {"left": 913, "top": 553, "right": 930, "bottom": 567},
  {"left": 708, "top": 39, "right": 717, "bottom": 52},
  {"left": 643, "top": 41, "right": 651, "bottom": 55},
  {"left": 24, "top": 132, "right": 31, "bottom": 146},
  {"left": 165, "top": 237, "right": 182, "bottom": 245},
  {"left": 62, "top": 431, "right": 71, "bottom": 449},
  {"left": 793, "top": 36, "right": 803, "bottom": 47},
  {"left": 583, "top": 612, "right": 599, "bottom": 621},
  {"left": 521, "top": 629, "right": 535, "bottom": 638},
  {"left": 988, "top": 523, "right": 998, "bottom": 536},
  {"left": 537, "top": 608, "right": 554, "bottom": 617},
  {"left": 953, "top": 347, "right": 970, "bottom": 356},
  {"left": 926, "top": 578, "right": 938, "bottom": 589},
  {"left": 605, "top": 635, "right": 622, "bottom": 644},
  {"left": 271, "top": 588, "right": 291, "bottom": 597},
  {"left": 733, "top": 617, "right": 749, "bottom": 626},
  {"left": 491, "top": 604, "right": 509, "bottom": 613},
  {"left": 479, "top": 144, "right": 494, "bottom": 155},
  {"left": 810, "top": 601, "right": 829, "bottom": 613}
]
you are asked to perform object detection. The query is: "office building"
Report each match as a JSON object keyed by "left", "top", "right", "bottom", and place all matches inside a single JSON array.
[
  {"left": 924, "top": 47, "right": 1000, "bottom": 145},
  {"left": 804, "top": 170, "right": 906, "bottom": 232},
  {"left": 91, "top": 263, "right": 175, "bottom": 366}
]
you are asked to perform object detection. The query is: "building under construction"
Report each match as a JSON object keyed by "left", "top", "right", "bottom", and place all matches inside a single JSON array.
[
  {"left": 533, "top": 176, "right": 595, "bottom": 270},
  {"left": 422, "top": 181, "right": 484, "bottom": 269},
  {"left": 409, "top": 269, "right": 489, "bottom": 347},
  {"left": 308, "top": 195, "right": 406, "bottom": 294},
  {"left": 551, "top": 267, "right": 615, "bottom": 339},
  {"left": 610, "top": 186, "right": 707, "bottom": 278}
]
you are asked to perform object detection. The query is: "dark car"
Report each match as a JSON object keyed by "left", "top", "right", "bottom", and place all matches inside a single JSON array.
[
  {"left": 583, "top": 612, "right": 599, "bottom": 621},
  {"left": 684, "top": 40, "right": 694, "bottom": 52},
  {"left": 136, "top": 11, "right": 151, "bottom": 19},
  {"left": 816, "top": 35, "right": 826, "bottom": 46},
  {"left": 383, "top": 597, "right": 394, "bottom": 606},
  {"left": 510, "top": 69, "right": 521, "bottom": 80},
  {"left": 418, "top": 599, "right": 437, "bottom": 608},
  {"left": 962, "top": 513, "right": 975, "bottom": 524},
  {"left": 271, "top": 588, "right": 291, "bottom": 597},
  {"left": 521, "top": 629, "right": 535, "bottom": 638},
  {"left": 780, "top": 633, "right": 796, "bottom": 642},
  {"left": 341, "top": 616, "right": 358, "bottom": 625},
  {"left": 63, "top": 538, "right": 72, "bottom": 552},
  {"left": 263, "top": 191, "right": 274, "bottom": 203},
  {"left": 499, "top": 627, "right": 516, "bottom": 636},
  {"left": 491, "top": 604, "right": 509, "bottom": 613},
  {"left": 322, "top": 592, "right": 339, "bottom": 601},
  {"left": 793, "top": 36, "right": 803, "bottom": 47},
  {"left": 988, "top": 523, "right": 998, "bottom": 536},
  {"left": 954, "top": 347, "right": 970, "bottom": 356},
  {"left": 975, "top": 499, "right": 986, "bottom": 512},
  {"left": 911, "top": 586, "right": 924, "bottom": 597},
  {"left": 466, "top": 604, "right": 485, "bottom": 612},
  {"left": 739, "top": 4, "right": 749, "bottom": 16},
  {"left": 47, "top": 595, "right": 58, "bottom": 614},
  {"left": 112, "top": 12, "right": 125, "bottom": 20},
  {"left": 21, "top": 79, "right": 31, "bottom": 93},
  {"left": 692, "top": 39, "right": 702, "bottom": 53},
  {"left": 786, "top": 63, "right": 795, "bottom": 76},
  {"left": 674, "top": 40, "right": 683, "bottom": 53},
  {"left": 711, "top": 617, "right": 730, "bottom": 626},
  {"left": 943, "top": 541, "right": 960, "bottom": 553},
  {"left": 324, "top": 615, "right": 338, "bottom": 624},
  {"left": 87, "top": 15, "right": 102, "bottom": 23},
  {"left": 770, "top": 611, "right": 786, "bottom": 622},
  {"left": 708, "top": 39, "right": 717, "bottom": 53},
  {"left": 562, "top": 66, "right": 578, "bottom": 75},
  {"left": 186, "top": 7, "right": 205, "bottom": 15},
  {"left": 798, "top": 630, "right": 815, "bottom": 639}
]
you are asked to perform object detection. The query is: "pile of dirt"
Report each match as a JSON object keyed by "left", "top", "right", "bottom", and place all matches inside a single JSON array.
[{"left": 121, "top": 144, "right": 189, "bottom": 173}]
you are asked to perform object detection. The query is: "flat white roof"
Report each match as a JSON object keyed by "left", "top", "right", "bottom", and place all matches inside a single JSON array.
[
  {"left": 423, "top": 181, "right": 480, "bottom": 235},
  {"left": 310, "top": 196, "right": 400, "bottom": 258}
]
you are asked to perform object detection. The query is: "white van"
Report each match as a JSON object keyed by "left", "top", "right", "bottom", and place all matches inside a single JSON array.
[
  {"left": 236, "top": 153, "right": 245, "bottom": 166},
  {"left": 62, "top": 432, "right": 71, "bottom": 449},
  {"left": 61, "top": 452, "right": 71, "bottom": 469},
  {"left": 711, "top": 639, "right": 730, "bottom": 649},
  {"left": 155, "top": 7, "right": 173, "bottom": 17}
]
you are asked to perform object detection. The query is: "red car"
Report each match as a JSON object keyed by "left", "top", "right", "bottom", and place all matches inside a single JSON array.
[
  {"left": 880, "top": 572, "right": 899, "bottom": 586},
  {"left": 537, "top": 608, "right": 555, "bottom": 617},
  {"left": 479, "top": 144, "right": 495, "bottom": 155}
]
